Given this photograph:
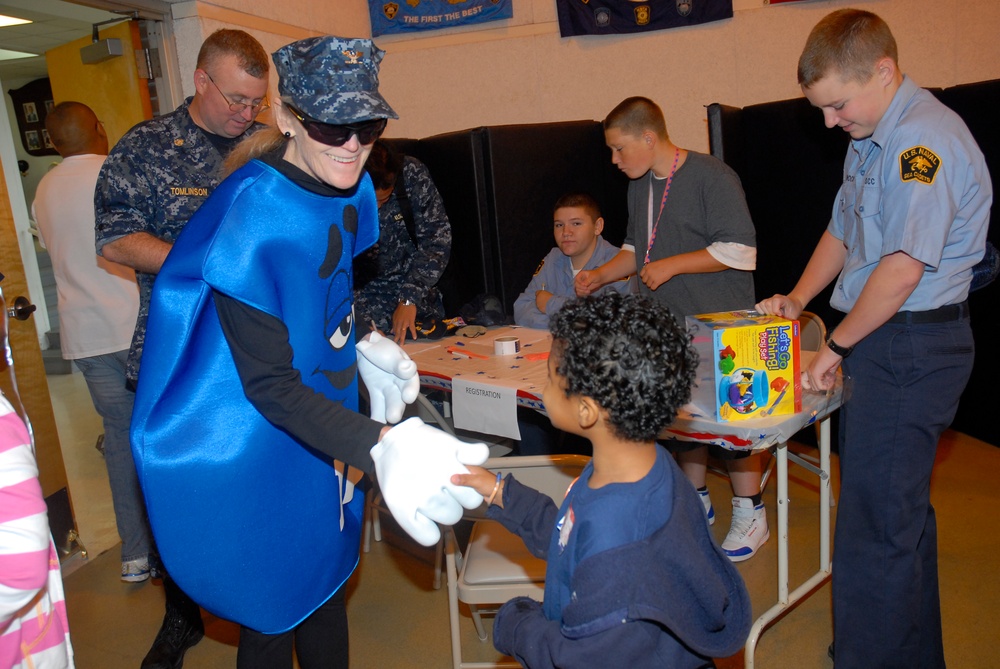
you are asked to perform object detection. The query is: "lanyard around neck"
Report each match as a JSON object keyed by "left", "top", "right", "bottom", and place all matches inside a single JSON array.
[{"left": 645, "top": 147, "right": 681, "bottom": 265}]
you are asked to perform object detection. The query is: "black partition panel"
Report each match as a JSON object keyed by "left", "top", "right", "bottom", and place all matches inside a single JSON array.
[
  {"left": 478, "top": 121, "right": 630, "bottom": 314},
  {"left": 707, "top": 98, "right": 848, "bottom": 332},
  {"left": 706, "top": 103, "right": 744, "bottom": 174},
  {"left": 391, "top": 120, "right": 630, "bottom": 318},
  {"left": 932, "top": 80, "right": 1000, "bottom": 444}
]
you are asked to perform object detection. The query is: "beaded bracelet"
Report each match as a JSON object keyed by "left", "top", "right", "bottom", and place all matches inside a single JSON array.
[{"left": 486, "top": 472, "right": 503, "bottom": 506}]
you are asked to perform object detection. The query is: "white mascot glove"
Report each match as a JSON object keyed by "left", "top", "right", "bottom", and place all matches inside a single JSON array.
[
  {"left": 370, "top": 417, "right": 490, "bottom": 546},
  {"left": 356, "top": 331, "right": 420, "bottom": 424}
]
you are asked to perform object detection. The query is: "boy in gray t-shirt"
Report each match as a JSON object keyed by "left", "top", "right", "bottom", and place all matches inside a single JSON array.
[{"left": 577, "top": 96, "right": 765, "bottom": 562}]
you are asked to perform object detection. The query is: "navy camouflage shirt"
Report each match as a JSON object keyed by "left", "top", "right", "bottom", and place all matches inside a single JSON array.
[
  {"left": 94, "top": 98, "right": 264, "bottom": 383},
  {"left": 353, "top": 156, "right": 451, "bottom": 332}
]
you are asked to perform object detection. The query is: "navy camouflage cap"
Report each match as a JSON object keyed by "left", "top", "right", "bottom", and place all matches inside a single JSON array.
[{"left": 272, "top": 36, "right": 398, "bottom": 125}]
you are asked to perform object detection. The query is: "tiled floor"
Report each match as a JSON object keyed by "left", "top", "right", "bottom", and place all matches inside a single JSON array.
[{"left": 49, "top": 369, "right": 1000, "bottom": 668}]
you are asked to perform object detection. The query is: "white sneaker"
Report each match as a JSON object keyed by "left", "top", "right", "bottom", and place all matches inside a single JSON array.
[
  {"left": 697, "top": 488, "right": 715, "bottom": 526},
  {"left": 121, "top": 557, "right": 151, "bottom": 583},
  {"left": 721, "top": 497, "right": 769, "bottom": 562}
]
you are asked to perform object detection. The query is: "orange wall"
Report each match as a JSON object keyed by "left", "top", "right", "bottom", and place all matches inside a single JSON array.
[{"left": 45, "top": 20, "right": 151, "bottom": 146}]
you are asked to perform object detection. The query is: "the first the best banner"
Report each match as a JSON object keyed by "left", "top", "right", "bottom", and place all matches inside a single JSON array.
[{"left": 370, "top": 0, "right": 513, "bottom": 37}]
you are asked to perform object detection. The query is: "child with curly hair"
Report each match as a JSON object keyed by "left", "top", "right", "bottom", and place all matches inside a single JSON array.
[{"left": 452, "top": 291, "right": 750, "bottom": 669}]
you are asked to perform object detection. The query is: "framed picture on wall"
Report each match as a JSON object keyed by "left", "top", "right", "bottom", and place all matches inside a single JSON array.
[
  {"left": 7, "top": 77, "right": 59, "bottom": 157},
  {"left": 23, "top": 102, "right": 38, "bottom": 124}
]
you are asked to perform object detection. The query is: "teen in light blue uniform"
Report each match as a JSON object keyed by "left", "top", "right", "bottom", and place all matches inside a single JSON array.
[
  {"left": 757, "top": 10, "right": 990, "bottom": 667},
  {"left": 514, "top": 193, "right": 634, "bottom": 330}
]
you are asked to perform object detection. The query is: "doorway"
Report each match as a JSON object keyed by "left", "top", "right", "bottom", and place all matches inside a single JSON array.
[
  {"left": 0, "top": 0, "right": 176, "bottom": 561},
  {"left": 1, "top": 0, "right": 176, "bottom": 336}
]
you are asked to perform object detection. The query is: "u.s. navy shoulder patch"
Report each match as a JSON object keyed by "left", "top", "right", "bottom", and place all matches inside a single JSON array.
[
  {"left": 532, "top": 259, "right": 545, "bottom": 276},
  {"left": 899, "top": 146, "right": 941, "bottom": 185}
]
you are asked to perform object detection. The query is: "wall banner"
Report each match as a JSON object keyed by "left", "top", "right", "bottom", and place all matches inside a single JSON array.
[
  {"left": 370, "top": 0, "right": 513, "bottom": 37},
  {"left": 557, "top": 0, "right": 733, "bottom": 37}
]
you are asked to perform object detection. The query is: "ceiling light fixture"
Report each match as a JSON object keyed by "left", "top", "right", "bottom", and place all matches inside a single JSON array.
[
  {"left": 0, "top": 48, "right": 36, "bottom": 62},
  {"left": 0, "top": 15, "right": 31, "bottom": 28}
]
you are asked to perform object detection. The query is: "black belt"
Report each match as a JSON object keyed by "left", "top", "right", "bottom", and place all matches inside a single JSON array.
[{"left": 888, "top": 300, "right": 969, "bottom": 324}]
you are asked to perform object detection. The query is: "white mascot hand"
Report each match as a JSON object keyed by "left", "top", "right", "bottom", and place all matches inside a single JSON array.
[
  {"left": 356, "top": 331, "right": 420, "bottom": 424},
  {"left": 370, "top": 417, "right": 490, "bottom": 546}
]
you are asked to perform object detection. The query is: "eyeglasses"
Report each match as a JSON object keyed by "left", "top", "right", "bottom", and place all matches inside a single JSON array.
[
  {"left": 205, "top": 72, "right": 269, "bottom": 115},
  {"left": 284, "top": 102, "right": 387, "bottom": 147}
]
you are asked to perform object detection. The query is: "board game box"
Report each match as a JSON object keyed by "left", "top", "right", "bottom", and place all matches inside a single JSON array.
[{"left": 686, "top": 310, "right": 801, "bottom": 422}]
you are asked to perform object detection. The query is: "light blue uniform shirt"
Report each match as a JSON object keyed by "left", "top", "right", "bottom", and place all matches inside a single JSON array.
[
  {"left": 828, "top": 76, "right": 991, "bottom": 312},
  {"left": 513, "top": 236, "right": 635, "bottom": 329}
]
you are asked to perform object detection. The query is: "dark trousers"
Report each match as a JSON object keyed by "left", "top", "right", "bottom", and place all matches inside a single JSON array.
[
  {"left": 833, "top": 319, "right": 973, "bottom": 668},
  {"left": 237, "top": 587, "right": 349, "bottom": 669}
]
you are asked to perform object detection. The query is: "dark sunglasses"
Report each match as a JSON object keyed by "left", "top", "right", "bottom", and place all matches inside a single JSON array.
[{"left": 284, "top": 102, "right": 387, "bottom": 147}]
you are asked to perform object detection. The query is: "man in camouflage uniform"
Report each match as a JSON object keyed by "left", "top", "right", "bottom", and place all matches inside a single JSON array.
[
  {"left": 94, "top": 28, "right": 270, "bottom": 669},
  {"left": 353, "top": 140, "right": 451, "bottom": 344},
  {"left": 96, "top": 29, "right": 270, "bottom": 391}
]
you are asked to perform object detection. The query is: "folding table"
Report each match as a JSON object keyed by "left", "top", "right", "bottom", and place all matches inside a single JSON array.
[{"left": 403, "top": 325, "right": 844, "bottom": 668}]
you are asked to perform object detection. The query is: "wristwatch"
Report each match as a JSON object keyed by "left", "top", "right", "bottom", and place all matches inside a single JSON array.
[
  {"left": 825, "top": 333, "right": 853, "bottom": 358},
  {"left": 399, "top": 298, "right": 414, "bottom": 307}
]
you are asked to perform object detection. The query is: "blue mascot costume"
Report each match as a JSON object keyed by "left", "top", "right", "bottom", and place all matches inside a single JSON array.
[{"left": 131, "top": 36, "right": 386, "bottom": 634}]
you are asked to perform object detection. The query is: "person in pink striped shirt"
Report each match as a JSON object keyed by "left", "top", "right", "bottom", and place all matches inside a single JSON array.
[{"left": 0, "top": 394, "right": 74, "bottom": 668}]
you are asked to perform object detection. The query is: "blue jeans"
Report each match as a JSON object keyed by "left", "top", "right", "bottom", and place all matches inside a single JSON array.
[
  {"left": 74, "top": 350, "right": 154, "bottom": 563},
  {"left": 833, "top": 318, "right": 973, "bottom": 669}
]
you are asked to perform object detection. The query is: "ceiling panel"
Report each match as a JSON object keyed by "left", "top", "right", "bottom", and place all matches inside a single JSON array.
[{"left": 0, "top": 0, "right": 122, "bottom": 82}]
